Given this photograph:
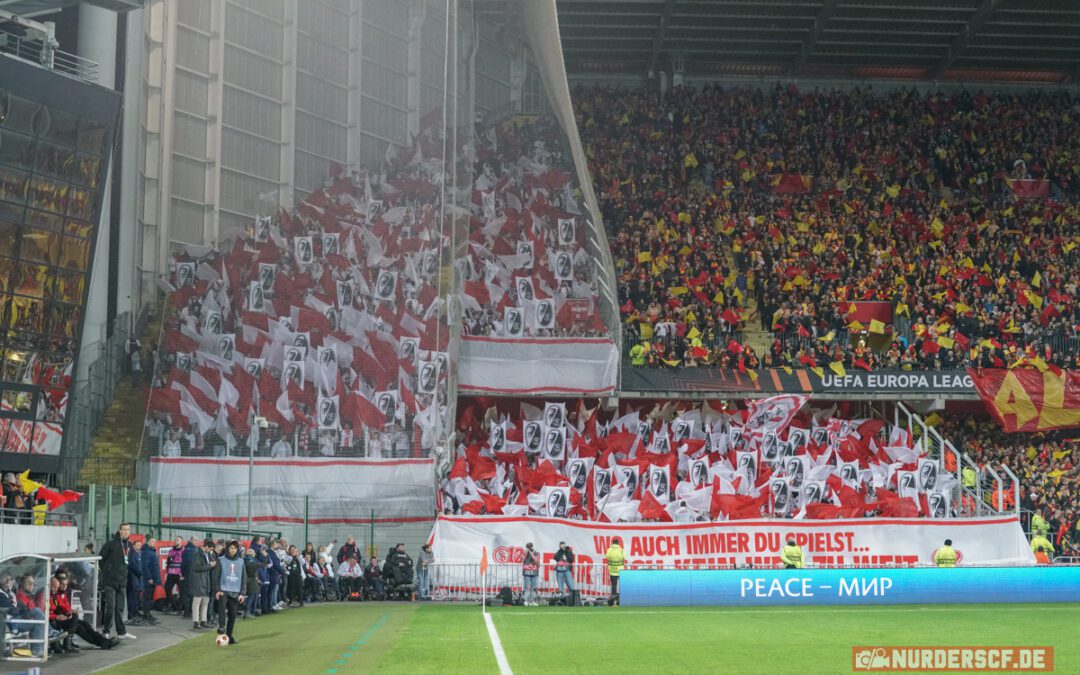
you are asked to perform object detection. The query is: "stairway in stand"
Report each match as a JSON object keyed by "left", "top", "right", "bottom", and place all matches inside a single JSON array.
[
  {"left": 74, "top": 382, "right": 148, "bottom": 488},
  {"left": 74, "top": 313, "right": 161, "bottom": 488}
]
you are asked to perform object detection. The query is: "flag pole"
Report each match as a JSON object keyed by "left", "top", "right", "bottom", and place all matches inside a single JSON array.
[{"left": 481, "top": 545, "right": 488, "bottom": 614}]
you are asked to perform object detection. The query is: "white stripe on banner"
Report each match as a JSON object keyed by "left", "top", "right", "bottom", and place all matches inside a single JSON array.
[{"left": 484, "top": 612, "right": 514, "bottom": 675}]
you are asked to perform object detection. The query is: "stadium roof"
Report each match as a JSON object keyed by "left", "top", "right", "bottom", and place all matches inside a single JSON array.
[{"left": 556, "top": 0, "right": 1080, "bottom": 84}]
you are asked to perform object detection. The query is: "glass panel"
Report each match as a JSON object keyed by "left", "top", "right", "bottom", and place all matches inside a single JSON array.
[
  {"left": 41, "top": 106, "right": 79, "bottom": 146},
  {"left": 24, "top": 207, "right": 63, "bottom": 233},
  {"left": 0, "top": 166, "right": 28, "bottom": 205},
  {"left": 0, "top": 221, "right": 17, "bottom": 259},
  {"left": 66, "top": 185, "right": 95, "bottom": 221},
  {"left": 19, "top": 228, "right": 63, "bottom": 266},
  {"left": 64, "top": 217, "right": 94, "bottom": 238},
  {"left": 53, "top": 269, "right": 84, "bottom": 303},
  {"left": 74, "top": 153, "right": 101, "bottom": 188},
  {"left": 0, "top": 130, "right": 36, "bottom": 170},
  {"left": 10, "top": 262, "right": 48, "bottom": 298},
  {"left": 28, "top": 174, "right": 69, "bottom": 214},
  {"left": 59, "top": 236, "right": 90, "bottom": 271},
  {"left": 0, "top": 95, "right": 40, "bottom": 134},
  {"left": 33, "top": 140, "right": 76, "bottom": 182},
  {"left": 77, "top": 119, "right": 107, "bottom": 155}
]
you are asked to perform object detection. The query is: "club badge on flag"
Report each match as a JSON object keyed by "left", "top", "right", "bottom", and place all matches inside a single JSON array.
[
  {"left": 217, "top": 334, "right": 235, "bottom": 362},
  {"left": 489, "top": 421, "right": 507, "bottom": 453},
  {"left": 554, "top": 251, "right": 573, "bottom": 281},
  {"left": 917, "top": 457, "right": 939, "bottom": 492},
  {"left": 616, "top": 464, "right": 640, "bottom": 496},
  {"left": 534, "top": 299, "right": 555, "bottom": 330},
  {"left": 375, "top": 269, "right": 398, "bottom": 302},
  {"left": 542, "top": 425, "right": 566, "bottom": 462},
  {"left": 557, "top": 218, "right": 575, "bottom": 246},
  {"left": 376, "top": 390, "right": 399, "bottom": 420},
  {"left": 336, "top": 280, "right": 353, "bottom": 308},
  {"left": 282, "top": 361, "right": 305, "bottom": 390},
  {"left": 317, "top": 394, "right": 340, "bottom": 430},
  {"left": 259, "top": 263, "right": 277, "bottom": 292},
  {"left": 294, "top": 236, "right": 313, "bottom": 266},
  {"left": 544, "top": 402, "right": 566, "bottom": 429},
  {"left": 417, "top": 360, "right": 439, "bottom": 395},
  {"left": 514, "top": 276, "right": 534, "bottom": 303},
  {"left": 176, "top": 262, "right": 195, "bottom": 288},
  {"left": 593, "top": 467, "right": 612, "bottom": 502},
  {"left": 523, "top": 420, "right": 543, "bottom": 454},
  {"left": 244, "top": 358, "right": 264, "bottom": 377},
  {"left": 648, "top": 465, "right": 670, "bottom": 499},
  {"left": 503, "top": 307, "right": 524, "bottom": 337},
  {"left": 254, "top": 214, "right": 271, "bottom": 242},
  {"left": 566, "top": 458, "right": 593, "bottom": 492},
  {"left": 247, "top": 281, "right": 265, "bottom": 311},
  {"left": 398, "top": 337, "right": 419, "bottom": 362},
  {"left": 202, "top": 310, "right": 222, "bottom": 335},
  {"left": 516, "top": 240, "right": 534, "bottom": 269},
  {"left": 322, "top": 233, "right": 339, "bottom": 255}
]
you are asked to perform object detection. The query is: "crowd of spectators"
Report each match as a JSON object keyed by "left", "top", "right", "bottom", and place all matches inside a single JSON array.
[
  {"left": 147, "top": 105, "right": 614, "bottom": 459},
  {"left": 940, "top": 418, "right": 1079, "bottom": 556},
  {"left": 443, "top": 397, "right": 955, "bottom": 522},
  {"left": 575, "top": 83, "right": 1080, "bottom": 370}
]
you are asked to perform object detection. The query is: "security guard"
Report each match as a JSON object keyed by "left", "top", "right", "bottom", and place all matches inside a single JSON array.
[
  {"left": 1030, "top": 533, "right": 1055, "bottom": 557},
  {"left": 961, "top": 466, "right": 977, "bottom": 490},
  {"left": 933, "top": 539, "right": 958, "bottom": 567},
  {"left": 780, "top": 537, "right": 803, "bottom": 569},
  {"left": 604, "top": 537, "right": 626, "bottom": 604},
  {"left": 1031, "top": 512, "right": 1049, "bottom": 537},
  {"left": 629, "top": 342, "right": 649, "bottom": 367}
]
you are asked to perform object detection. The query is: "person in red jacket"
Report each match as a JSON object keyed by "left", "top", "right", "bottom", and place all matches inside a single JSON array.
[{"left": 49, "top": 575, "right": 116, "bottom": 652}]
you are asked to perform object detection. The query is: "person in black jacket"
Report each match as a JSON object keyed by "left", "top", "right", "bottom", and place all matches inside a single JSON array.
[
  {"left": 242, "top": 548, "right": 266, "bottom": 617},
  {"left": 336, "top": 536, "right": 359, "bottom": 565},
  {"left": 98, "top": 523, "right": 134, "bottom": 640},
  {"left": 284, "top": 545, "right": 303, "bottom": 607}
]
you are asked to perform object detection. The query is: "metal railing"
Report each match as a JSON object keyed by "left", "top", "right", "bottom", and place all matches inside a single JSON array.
[
  {"left": 61, "top": 308, "right": 151, "bottom": 488},
  {"left": 0, "top": 27, "right": 99, "bottom": 83},
  {"left": 0, "top": 507, "right": 77, "bottom": 527}
]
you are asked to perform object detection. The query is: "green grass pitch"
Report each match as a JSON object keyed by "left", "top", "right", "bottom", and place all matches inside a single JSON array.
[{"left": 102, "top": 602, "right": 1080, "bottom": 674}]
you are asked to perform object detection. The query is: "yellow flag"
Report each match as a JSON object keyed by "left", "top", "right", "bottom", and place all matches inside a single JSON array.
[
  {"left": 869, "top": 319, "right": 886, "bottom": 334},
  {"left": 955, "top": 302, "right": 971, "bottom": 313},
  {"left": 1064, "top": 241, "right": 1078, "bottom": 254},
  {"left": 1013, "top": 250, "right": 1020, "bottom": 263},
  {"left": 924, "top": 413, "right": 942, "bottom": 427},
  {"left": 848, "top": 320, "right": 865, "bottom": 332},
  {"left": 669, "top": 286, "right": 689, "bottom": 296},
  {"left": 797, "top": 222, "right": 810, "bottom": 233},
  {"left": 829, "top": 361, "right": 846, "bottom": 377},
  {"left": 687, "top": 327, "right": 701, "bottom": 341},
  {"left": 19, "top": 470, "right": 41, "bottom": 495},
  {"left": 677, "top": 212, "right": 692, "bottom": 224},
  {"left": 637, "top": 251, "right": 652, "bottom": 263},
  {"left": 811, "top": 367, "right": 824, "bottom": 379},
  {"left": 662, "top": 358, "right": 682, "bottom": 367},
  {"left": 782, "top": 366, "right": 793, "bottom": 375},
  {"left": 1032, "top": 271, "right": 1042, "bottom": 288},
  {"left": 747, "top": 370, "right": 759, "bottom": 383},
  {"left": 1026, "top": 291, "right": 1043, "bottom": 309},
  {"left": 886, "top": 184, "right": 900, "bottom": 198},
  {"left": 782, "top": 281, "right": 794, "bottom": 292},
  {"left": 959, "top": 257, "right": 974, "bottom": 269},
  {"left": 818, "top": 330, "right": 835, "bottom": 342},
  {"left": 793, "top": 275, "right": 808, "bottom": 287},
  {"left": 733, "top": 287, "right": 743, "bottom": 304},
  {"left": 847, "top": 303, "right": 858, "bottom": 314},
  {"left": 896, "top": 302, "right": 910, "bottom": 317},
  {"left": 928, "top": 241, "right": 942, "bottom": 249},
  {"left": 937, "top": 335, "right": 954, "bottom": 349},
  {"left": 677, "top": 245, "right": 692, "bottom": 256},
  {"left": 812, "top": 242, "right": 826, "bottom": 255},
  {"left": 639, "top": 323, "right": 653, "bottom": 339}
]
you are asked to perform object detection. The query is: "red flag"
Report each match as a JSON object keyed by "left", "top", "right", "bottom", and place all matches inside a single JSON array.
[
  {"left": 722, "top": 309, "right": 740, "bottom": 325},
  {"left": 35, "top": 487, "right": 82, "bottom": 510},
  {"left": 480, "top": 545, "right": 489, "bottom": 576},
  {"left": 797, "top": 324, "right": 810, "bottom": 338}
]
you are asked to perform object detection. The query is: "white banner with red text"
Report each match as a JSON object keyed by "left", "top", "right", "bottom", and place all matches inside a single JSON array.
[
  {"left": 457, "top": 336, "right": 618, "bottom": 396},
  {"left": 0, "top": 417, "right": 63, "bottom": 455},
  {"left": 149, "top": 457, "right": 435, "bottom": 525},
  {"left": 430, "top": 515, "right": 1035, "bottom": 570}
]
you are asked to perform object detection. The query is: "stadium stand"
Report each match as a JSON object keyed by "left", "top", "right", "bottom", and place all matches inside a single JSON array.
[
  {"left": 443, "top": 396, "right": 961, "bottom": 522},
  {"left": 576, "top": 85, "right": 1080, "bottom": 371}
]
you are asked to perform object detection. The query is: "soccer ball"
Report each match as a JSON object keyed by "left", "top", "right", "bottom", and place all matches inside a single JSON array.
[{"left": 216, "top": 633, "right": 230, "bottom": 647}]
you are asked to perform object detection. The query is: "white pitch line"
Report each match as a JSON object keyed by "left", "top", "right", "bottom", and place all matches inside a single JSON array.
[
  {"left": 484, "top": 611, "right": 514, "bottom": 675},
  {"left": 495, "top": 604, "right": 1079, "bottom": 617}
]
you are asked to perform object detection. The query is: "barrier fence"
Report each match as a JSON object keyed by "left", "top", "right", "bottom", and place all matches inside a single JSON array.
[{"left": 430, "top": 559, "right": 1080, "bottom": 604}]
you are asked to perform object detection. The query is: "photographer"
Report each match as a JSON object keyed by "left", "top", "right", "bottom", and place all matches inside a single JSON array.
[
  {"left": 553, "top": 542, "right": 576, "bottom": 598},
  {"left": 522, "top": 543, "right": 540, "bottom": 606}
]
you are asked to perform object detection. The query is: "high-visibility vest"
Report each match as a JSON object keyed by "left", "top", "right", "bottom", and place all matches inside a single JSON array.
[
  {"left": 934, "top": 545, "right": 958, "bottom": 567},
  {"left": 1030, "top": 535, "right": 1055, "bottom": 555},
  {"left": 780, "top": 544, "right": 803, "bottom": 568},
  {"left": 605, "top": 545, "right": 625, "bottom": 577},
  {"left": 961, "top": 467, "right": 977, "bottom": 489}
]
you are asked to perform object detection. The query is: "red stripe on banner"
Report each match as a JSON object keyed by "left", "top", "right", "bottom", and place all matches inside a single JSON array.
[
  {"left": 163, "top": 515, "right": 432, "bottom": 525},
  {"left": 435, "top": 514, "right": 1020, "bottom": 530},
  {"left": 149, "top": 457, "right": 433, "bottom": 467},
  {"left": 458, "top": 384, "right": 616, "bottom": 394},
  {"left": 462, "top": 336, "right": 615, "bottom": 346}
]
